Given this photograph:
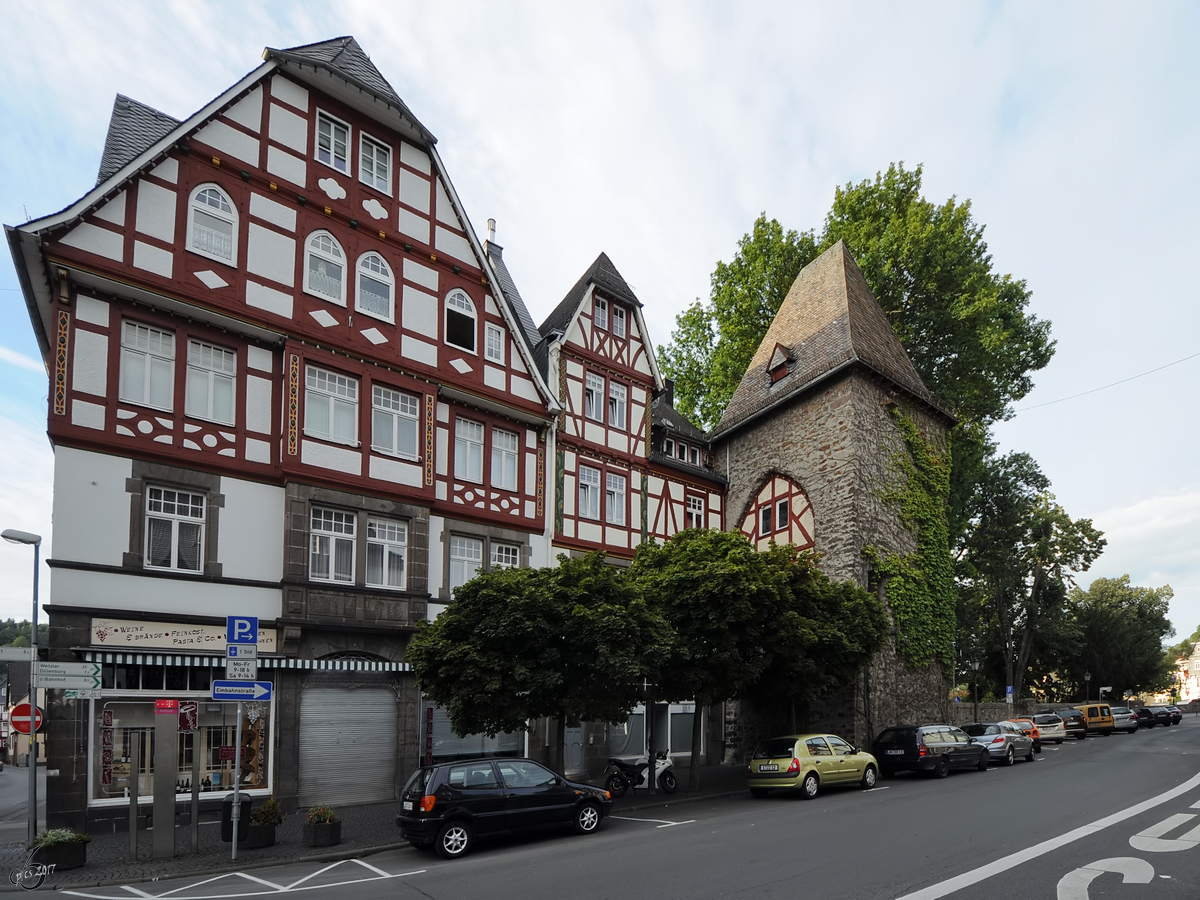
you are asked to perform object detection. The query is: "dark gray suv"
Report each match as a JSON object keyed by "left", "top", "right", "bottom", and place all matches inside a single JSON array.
[{"left": 870, "top": 724, "right": 989, "bottom": 778}]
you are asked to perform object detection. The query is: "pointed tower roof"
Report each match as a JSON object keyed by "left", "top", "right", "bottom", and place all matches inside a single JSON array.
[
  {"left": 711, "top": 241, "right": 949, "bottom": 438},
  {"left": 538, "top": 252, "right": 642, "bottom": 338},
  {"left": 96, "top": 95, "right": 181, "bottom": 185}
]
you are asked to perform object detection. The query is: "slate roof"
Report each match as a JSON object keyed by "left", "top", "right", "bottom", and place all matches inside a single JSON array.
[
  {"left": 96, "top": 95, "right": 181, "bottom": 185},
  {"left": 485, "top": 241, "right": 542, "bottom": 356},
  {"left": 712, "top": 240, "right": 947, "bottom": 438},
  {"left": 538, "top": 252, "right": 641, "bottom": 339},
  {"left": 652, "top": 392, "right": 707, "bottom": 443},
  {"left": 265, "top": 37, "right": 435, "bottom": 144}
]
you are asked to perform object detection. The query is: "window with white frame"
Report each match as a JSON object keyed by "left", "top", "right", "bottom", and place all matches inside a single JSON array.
[
  {"left": 612, "top": 305, "right": 626, "bottom": 338},
  {"left": 449, "top": 535, "right": 483, "bottom": 596},
  {"left": 371, "top": 385, "right": 419, "bottom": 458},
  {"left": 310, "top": 507, "right": 355, "bottom": 583},
  {"left": 608, "top": 382, "right": 627, "bottom": 429},
  {"left": 663, "top": 438, "right": 674, "bottom": 457},
  {"left": 185, "top": 340, "right": 235, "bottom": 425},
  {"left": 356, "top": 253, "right": 394, "bottom": 321},
  {"left": 777, "top": 499, "right": 789, "bottom": 532},
  {"left": 145, "top": 487, "right": 204, "bottom": 572},
  {"left": 584, "top": 373, "right": 604, "bottom": 420},
  {"left": 485, "top": 323, "right": 504, "bottom": 364},
  {"left": 594, "top": 296, "right": 608, "bottom": 330},
  {"left": 605, "top": 472, "right": 626, "bottom": 525},
  {"left": 677, "top": 441, "right": 688, "bottom": 461},
  {"left": 366, "top": 517, "right": 406, "bottom": 589},
  {"left": 316, "top": 111, "right": 349, "bottom": 173},
  {"left": 304, "top": 232, "right": 347, "bottom": 305},
  {"left": 491, "top": 428, "right": 518, "bottom": 491},
  {"left": 491, "top": 542, "right": 521, "bottom": 569},
  {"left": 690, "top": 446, "right": 700, "bottom": 465},
  {"left": 686, "top": 495, "right": 705, "bottom": 529},
  {"left": 445, "top": 290, "right": 477, "bottom": 352},
  {"left": 359, "top": 134, "right": 391, "bottom": 193},
  {"left": 187, "top": 185, "right": 237, "bottom": 264},
  {"left": 578, "top": 465, "right": 601, "bottom": 519},
  {"left": 120, "top": 322, "right": 175, "bottom": 411},
  {"left": 305, "top": 365, "right": 358, "bottom": 444},
  {"left": 455, "top": 418, "right": 484, "bottom": 483}
]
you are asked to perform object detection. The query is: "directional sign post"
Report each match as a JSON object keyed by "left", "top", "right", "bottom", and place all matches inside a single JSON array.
[
  {"left": 35, "top": 661, "right": 102, "bottom": 690},
  {"left": 211, "top": 681, "right": 272, "bottom": 701},
  {"left": 0, "top": 646, "right": 32, "bottom": 662},
  {"left": 224, "top": 616, "right": 258, "bottom": 863}
]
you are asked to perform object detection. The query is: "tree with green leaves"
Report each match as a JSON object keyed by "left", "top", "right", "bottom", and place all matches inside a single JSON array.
[{"left": 406, "top": 552, "right": 670, "bottom": 774}]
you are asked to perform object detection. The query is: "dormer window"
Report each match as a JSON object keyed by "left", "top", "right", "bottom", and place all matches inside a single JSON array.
[
  {"left": 445, "top": 290, "right": 477, "bottom": 353},
  {"left": 594, "top": 297, "right": 608, "bottom": 330},
  {"left": 612, "top": 305, "right": 626, "bottom": 338},
  {"left": 690, "top": 446, "right": 700, "bottom": 466},
  {"left": 677, "top": 441, "right": 688, "bottom": 461},
  {"left": 768, "top": 343, "right": 792, "bottom": 384},
  {"left": 664, "top": 438, "right": 674, "bottom": 457},
  {"left": 356, "top": 252, "right": 394, "bottom": 321},
  {"left": 316, "top": 111, "right": 350, "bottom": 173},
  {"left": 187, "top": 184, "right": 237, "bottom": 265},
  {"left": 304, "top": 232, "right": 346, "bottom": 305}
]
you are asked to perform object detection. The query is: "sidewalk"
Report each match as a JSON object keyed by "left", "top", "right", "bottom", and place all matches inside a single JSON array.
[{"left": 0, "top": 765, "right": 747, "bottom": 891}]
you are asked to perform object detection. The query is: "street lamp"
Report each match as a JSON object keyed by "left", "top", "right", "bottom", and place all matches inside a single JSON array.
[
  {"left": 969, "top": 660, "right": 980, "bottom": 724},
  {"left": 1084, "top": 671, "right": 1092, "bottom": 704},
  {"left": 3, "top": 528, "right": 42, "bottom": 844}
]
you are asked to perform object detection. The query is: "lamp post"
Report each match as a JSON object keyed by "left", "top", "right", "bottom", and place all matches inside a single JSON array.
[
  {"left": 3, "top": 528, "right": 42, "bottom": 844},
  {"left": 1084, "top": 671, "right": 1091, "bottom": 704},
  {"left": 969, "top": 660, "right": 980, "bottom": 724}
]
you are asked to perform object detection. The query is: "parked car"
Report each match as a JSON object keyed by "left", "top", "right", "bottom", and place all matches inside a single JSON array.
[
  {"left": 1028, "top": 712, "right": 1067, "bottom": 744},
  {"left": 396, "top": 757, "right": 612, "bottom": 858},
  {"left": 1165, "top": 705, "right": 1183, "bottom": 725},
  {"left": 1055, "top": 708, "right": 1088, "bottom": 740},
  {"left": 1079, "top": 704, "right": 1115, "bottom": 736},
  {"left": 747, "top": 733, "right": 879, "bottom": 799},
  {"left": 1134, "top": 707, "right": 1170, "bottom": 728},
  {"left": 963, "top": 721, "right": 1036, "bottom": 766},
  {"left": 870, "top": 724, "right": 988, "bottom": 778},
  {"left": 1006, "top": 718, "right": 1042, "bottom": 752},
  {"left": 1111, "top": 707, "right": 1139, "bottom": 733}
]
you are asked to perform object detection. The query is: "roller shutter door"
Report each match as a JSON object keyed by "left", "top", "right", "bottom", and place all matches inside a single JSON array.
[{"left": 298, "top": 686, "right": 398, "bottom": 805}]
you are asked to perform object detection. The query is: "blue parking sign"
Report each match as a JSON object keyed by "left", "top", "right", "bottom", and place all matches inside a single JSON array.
[{"left": 227, "top": 616, "right": 258, "bottom": 645}]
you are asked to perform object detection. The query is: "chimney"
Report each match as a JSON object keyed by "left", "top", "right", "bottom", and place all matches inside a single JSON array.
[
  {"left": 487, "top": 218, "right": 496, "bottom": 243},
  {"left": 664, "top": 378, "right": 675, "bottom": 407}
]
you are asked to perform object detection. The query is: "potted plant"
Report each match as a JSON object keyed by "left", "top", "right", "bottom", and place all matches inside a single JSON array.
[
  {"left": 29, "top": 828, "right": 90, "bottom": 870},
  {"left": 302, "top": 805, "right": 341, "bottom": 847},
  {"left": 245, "top": 797, "right": 284, "bottom": 849}
]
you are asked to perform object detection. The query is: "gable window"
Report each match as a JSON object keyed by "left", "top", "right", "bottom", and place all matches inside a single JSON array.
[
  {"left": 663, "top": 438, "right": 674, "bottom": 457},
  {"left": 612, "top": 305, "right": 626, "bottom": 338},
  {"left": 491, "top": 428, "right": 519, "bottom": 491},
  {"left": 449, "top": 535, "right": 483, "bottom": 596},
  {"left": 455, "top": 417, "right": 484, "bottom": 483},
  {"left": 445, "top": 290, "right": 477, "bottom": 353},
  {"left": 316, "top": 111, "right": 349, "bottom": 173},
  {"left": 491, "top": 542, "right": 521, "bottom": 569},
  {"left": 120, "top": 322, "right": 175, "bottom": 411},
  {"left": 687, "top": 495, "right": 705, "bottom": 529},
  {"left": 145, "top": 487, "right": 204, "bottom": 572},
  {"left": 305, "top": 365, "right": 358, "bottom": 445},
  {"left": 608, "top": 382, "right": 627, "bottom": 429},
  {"left": 594, "top": 297, "right": 608, "bottom": 330},
  {"left": 578, "top": 465, "right": 601, "bottom": 519},
  {"left": 605, "top": 472, "right": 626, "bottom": 526},
  {"left": 584, "top": 373, "right": 604, "bottom": 420},
  {"left": 366, "top": 517, "right": 406, "bottom": 589},
  {"left": 356, "top": 252, "right": 394, "bottom": 321},
  {"left": 187, "top": 185, "right": 237, "bottom": 264},
  {"left": 360, "top": 134, "right": 391, "bottom": 193},
  {"left": 310, "top": 507, "right": 355, "bottom": 583},
  {"left": 485, "top": 323, "right": 504, "bottom": 364},
  {"left": 304, "top": 232, "right": 346, "bottom": 305},
  {"left": 777, "top": 499, "right": 789, "bottom": 532},
  {"left": 760, "top": 505, "right": 773, "bottom": 535},
  {"left": 371, "top": 385, "right": 419, "bottom": 458},
  {"left": 185, "top": 340, "right": 235, "bottom": 425}
]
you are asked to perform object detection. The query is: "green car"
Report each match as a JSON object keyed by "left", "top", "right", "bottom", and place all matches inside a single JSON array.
[{"left": 746, "top": 733, "right": 879, "bottom": 799}]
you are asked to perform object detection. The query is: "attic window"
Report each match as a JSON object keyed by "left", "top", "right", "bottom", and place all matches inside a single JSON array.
[
  {"left": 317, "top": 111, "right": 350, "bottom": 173},
  {"left": 594, "top": 297, "right": 608, "bottom": 330},
  {"left": 612, "top": 305, "right": 626, "bottom": 338},
  {"left": 663, "top": 438, "right": 674, "bottom": 457},
  {"left": 188, "top": 184, "right": 237, "bottom": 265},
  {"left": 768, "top": 343, "right": 791, "bottom": 384},
  {"left": 445, "top": 290, "right": 477, "bottom": 353}
]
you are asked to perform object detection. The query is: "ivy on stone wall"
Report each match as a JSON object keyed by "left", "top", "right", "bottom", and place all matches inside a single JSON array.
[{"left": 864, "top": 408, "right": 956, "bottom": 668}]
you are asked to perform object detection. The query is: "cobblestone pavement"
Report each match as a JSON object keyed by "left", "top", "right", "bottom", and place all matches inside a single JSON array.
[{"left": 0, "top": 765, "right": 747, "bottom": 892}]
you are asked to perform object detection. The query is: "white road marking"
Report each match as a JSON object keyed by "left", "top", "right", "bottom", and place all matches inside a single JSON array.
[
  {"left": 864, "top": 786, "right": 891, "bottom": 793},
  {"left": 120, "top": 889, "right": 155, "bottom": 898},
  {"left": 62, "top": 868, "right": 427, "bottom": 900},
  {"left": 894, "top": 768, "right": 1200, "bottom": 899},
  {"left": 1128, "top": 813, "right": 1200, "bottom": 852},
  {"left": 609, "top": 814, "right": 695, "bottom": 828},
  {"left": 1055, "top": 857, "right": 1154, "bottom": 900}
]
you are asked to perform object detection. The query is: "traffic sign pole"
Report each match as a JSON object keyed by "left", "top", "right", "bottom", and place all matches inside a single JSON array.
[{"left": 232, "top": 700, "right": 243, "bottom": 862}]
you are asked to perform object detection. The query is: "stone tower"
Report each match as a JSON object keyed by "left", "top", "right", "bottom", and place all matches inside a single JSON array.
[{"left": 709, "top": 241, "right": 956, "bottom": 749}]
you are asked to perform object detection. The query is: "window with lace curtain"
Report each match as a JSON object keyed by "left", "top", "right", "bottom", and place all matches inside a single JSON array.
[{"left": 145, "top": 487, "right": 205, "bottom": 572}]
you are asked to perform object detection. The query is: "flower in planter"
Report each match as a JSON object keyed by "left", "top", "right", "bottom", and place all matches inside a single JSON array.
[
  {"left": 249, "top": 797, "right": 285, "bottom": 826},
  {"left": 29, "top": 828, "right": 90, "bottom": 849},
  {"left": 305, "top": 805, "right": 338, "bottom": 825}
]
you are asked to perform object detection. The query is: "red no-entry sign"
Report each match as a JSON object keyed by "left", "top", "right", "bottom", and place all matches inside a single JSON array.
[{"left": 11, "top": 703, "right": 43, "bottom": 734}]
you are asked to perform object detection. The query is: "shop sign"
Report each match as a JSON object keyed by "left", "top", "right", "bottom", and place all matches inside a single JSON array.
[
  {"left": 91, "top": 618, "right": 277, "bottom": 653},
  {"left": 155, "top": 699, "right": 179, "bottom": 715},
  {"left": 179, "top": 701, "right": 198, "bottom": 732},
  {"left": 219, "top": 746, "right": 236, "bottom": 761}
]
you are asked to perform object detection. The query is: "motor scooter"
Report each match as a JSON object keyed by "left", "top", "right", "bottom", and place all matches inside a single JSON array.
[{"left": 603, "top": 750, "right": 677, "bottom": 797}]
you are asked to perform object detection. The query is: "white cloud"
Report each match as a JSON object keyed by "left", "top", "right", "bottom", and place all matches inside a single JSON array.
[
  {"left": 0, "top": 417, "right": 53, "bottom": 623},
  {"left": 0, "top": 345, "right": 45, "bottom": 373}
]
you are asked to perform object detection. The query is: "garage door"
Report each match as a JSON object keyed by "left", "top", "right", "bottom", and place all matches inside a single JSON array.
[{"left": 298, "top": 686, "right": 398, "bottom": 805}]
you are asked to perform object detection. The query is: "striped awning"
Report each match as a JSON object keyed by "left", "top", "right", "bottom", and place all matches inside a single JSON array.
[{"left": 79, "top": 650, "right": 410, "bottom": 671}]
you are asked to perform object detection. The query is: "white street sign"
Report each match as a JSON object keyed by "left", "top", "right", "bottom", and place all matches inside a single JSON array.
[
  {"left": 0, "top": 647, "right": 32, "bottom": 662},
  {"left": 37, "top": 662, "right": 101, "bottom": 678},
  {"left": 226, "top": 658, "right": 258, "bottom": 681},
  {"left": 38, "top": 674, "right": 102, "bottom": 689},
  {"left": 227, "top": 644, "right": 257, "bottom": 659}
]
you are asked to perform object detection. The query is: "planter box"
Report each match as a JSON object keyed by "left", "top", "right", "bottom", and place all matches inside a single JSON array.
[
  {"left": 242, "top": 823, "right": 276, "bottom": 849},
  {"left": 302, "top": 820, "right": 341, "bottom": 847},
  {"left": 32, "top": 840, "right": 87, "bottom": 871}
]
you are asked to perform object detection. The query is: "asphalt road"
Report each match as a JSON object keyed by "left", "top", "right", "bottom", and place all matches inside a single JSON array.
[{"left": 60, "top": 720, "right": 1200, "bottom": 900}]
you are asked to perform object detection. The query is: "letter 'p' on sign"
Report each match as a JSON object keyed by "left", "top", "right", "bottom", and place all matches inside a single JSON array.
[{"left": 227, "top": 616, "right": 258, "bottom": 645}]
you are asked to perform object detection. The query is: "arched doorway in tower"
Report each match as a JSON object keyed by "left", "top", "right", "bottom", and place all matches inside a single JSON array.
[{"left": 738, "top": 476, "right": 815, "bottom": 551}]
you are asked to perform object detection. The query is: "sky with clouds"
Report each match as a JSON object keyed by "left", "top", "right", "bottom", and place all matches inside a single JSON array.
[{"left": 0, "top": 2, "right": 1197, "bottom": 637}]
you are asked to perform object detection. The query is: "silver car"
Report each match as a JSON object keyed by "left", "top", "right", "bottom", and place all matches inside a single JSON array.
[
  {"left": 963, "top": 722, "right": 1035, "bottom": 766},
  {"left": 1111, "top": 707, "right": 1139, "bottom": 733},
  {"left": 1030, "top": 712, "right": 1067, "bottom": 744}
]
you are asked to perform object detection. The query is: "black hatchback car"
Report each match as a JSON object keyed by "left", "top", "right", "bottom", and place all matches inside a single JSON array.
[
  {"left": 870, "top": 724, "right": 989, "bottom": 778},
  {"left": 396, "top": 757, "right": 613, "bottom": 858}
]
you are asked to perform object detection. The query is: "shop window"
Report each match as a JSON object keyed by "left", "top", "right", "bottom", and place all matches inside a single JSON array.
[
  {"left": 145, "top": 486, "right": 205, "bottom": 572},
  {"left": 120, "top": 321, "right": 175, "bottom": 411}
]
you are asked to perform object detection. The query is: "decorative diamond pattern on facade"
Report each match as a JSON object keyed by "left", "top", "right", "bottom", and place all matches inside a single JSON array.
[{"left": 54, "top": 310, "right": 70, "bottom": 415}]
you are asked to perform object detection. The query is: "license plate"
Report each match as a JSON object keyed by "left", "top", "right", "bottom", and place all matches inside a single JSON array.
[
  {"left": 402, "top": 801, "right": 413, "bottom": 811},
  {"left": 885, "top": 750, "right": 904, "bottom": 756},
  {"left": 759, "top": 764, "right": 779, "bottom": 772}
]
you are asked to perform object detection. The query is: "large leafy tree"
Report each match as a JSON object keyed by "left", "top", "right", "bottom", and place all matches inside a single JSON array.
[{"left": 407, "top": 552, "right": 670, "bottom": 773}]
